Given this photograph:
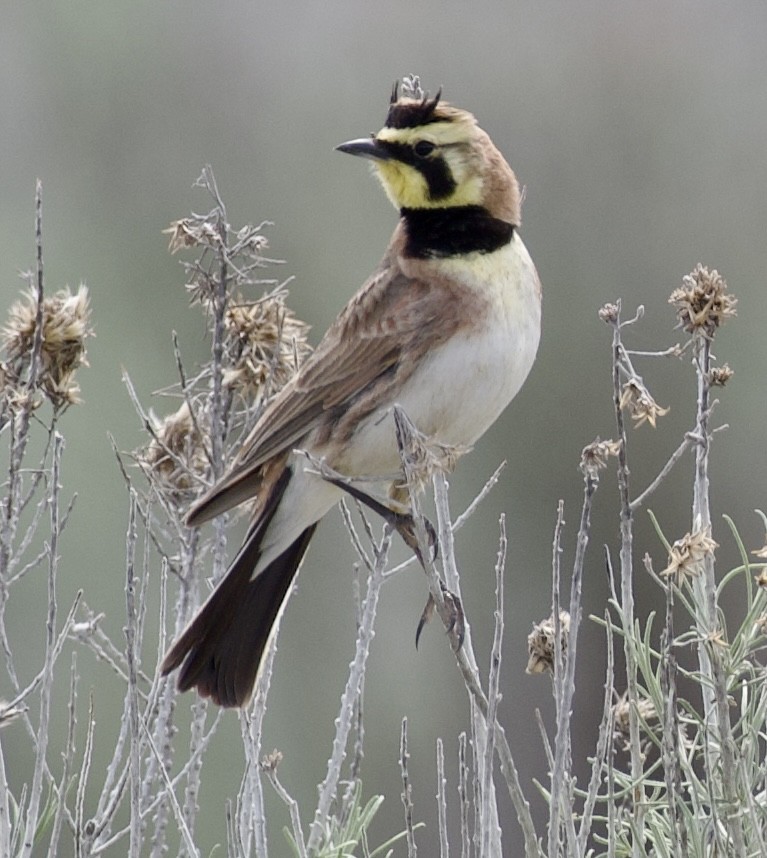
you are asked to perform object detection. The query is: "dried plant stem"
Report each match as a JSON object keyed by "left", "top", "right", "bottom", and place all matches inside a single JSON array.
[
  {"left": 431, "top": 469, "right": 541, "bottom": 858},
  {"left": 610, "top": 307, "right": 644, "bottom": 856},
  {"left": 480, "top": 516, "right": 506, "bottom": 858},
  {"left": 549, "top": 473, "right": 596, "bottom": 857},
  {"left": 629, "top": 435, "right": 692, "bottom": 512},
  {"left": 21, "top": 433, "right": 64, "bottom": 858},
  {"left": 400, "top": 717, "right": 418, "bottom": 857},
  {"left": 436, "top": 738, "right": 449, "bottom": 858},
  {"left": 576, "top": 609, "right": 615, "bottom": 855},
  {"left": 124, "top": 491, "right": 141, "bottom": 857},
  {"left": 458, "top": 733, "right": 470, "bottom": 858},
  {"left": 690, "top": 333, "right": 745, "bottom": 856},
  {"left": 305, "top": 527, "right": 392, "bottom": 853},
  {"left": 262, "top": 763, "right": 307, "bottom": 858}
]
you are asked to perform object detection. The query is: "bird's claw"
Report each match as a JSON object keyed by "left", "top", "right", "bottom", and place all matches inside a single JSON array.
[{"left": 415, "top": 581, "right": 464, "bottom": 651}]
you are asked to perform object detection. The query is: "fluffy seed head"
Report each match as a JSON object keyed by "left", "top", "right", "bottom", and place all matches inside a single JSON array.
[
  {"left": 2, "top": 284, "right": 92, "bottom": 409},
  {"left": 526, "top": 611, "right": 570, "bottom": 674},
  {"left": 661, "top": 528, "right": 718, "bottom": 587},
  {"left": 141, "top": 402, "right": 208, "bottom": 503},
  {"left": 669, "top": 265, "right": 736, "bottom": 336},
  {"left": 222, "top": 291, "right": 311, "bottom": 403},
  {"left": 619, "top": 379, "right": 669, "bottom": 429}
]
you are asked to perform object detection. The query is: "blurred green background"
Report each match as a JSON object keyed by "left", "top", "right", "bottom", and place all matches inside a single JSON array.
[{"left": 2, "top": 2, "right": 766, "bottom": 854}]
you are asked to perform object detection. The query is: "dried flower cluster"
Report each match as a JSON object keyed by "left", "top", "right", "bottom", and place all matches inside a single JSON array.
[
  {"left": 612, "top": 691, "right": 658, "bottom": 753},
  {"left": 164, "top": 217, "right": 223, "bottom": 254},
  {"left": 223, "top": 291, "right": 311, "bottom": 401},
  {"left": 708, "top": 363, "right": 734, "bottom": 387},
  {"left": 526, "top": 611, "right": 570, "bottom": 674},
  {"left": 598, "top": 302, "right": 620, "bottom": 324},
  {"left": 619, "top": 378, "right": 669, "bottom": 429},
  {"left": 1, "top": 284, "right": 93, "bottom": 409},
  {"left": 669, "top": 264, "right": 737, "bottom": 337},
  {"left": 141, "top": 402, "right": 208, "bottom": 502},
  {"left": 660, "top": 528, "right": 718, "bottom": 587},
  {"left": 143, "top": 204, "right": 313, "bottom": 508},
  {"left": 580, "top": 437, "right": 621, "bottom": 479},
  {"left": 260, "top": 749, "right": 284, "bottom": 772}
]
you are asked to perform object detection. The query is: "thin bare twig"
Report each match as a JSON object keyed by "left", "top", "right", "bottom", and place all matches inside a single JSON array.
[{"left": 400, "top": 717, "right": 418, "bottom": 858}]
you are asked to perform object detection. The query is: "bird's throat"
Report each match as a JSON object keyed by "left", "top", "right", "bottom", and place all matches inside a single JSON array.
[{"left": 400, "top": 205, "right": 515, "bottom": 259}]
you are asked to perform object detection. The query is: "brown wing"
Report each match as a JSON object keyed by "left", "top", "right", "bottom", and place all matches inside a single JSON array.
[{"left": 186, "top": 254, "right": 467, "bottom": 525}]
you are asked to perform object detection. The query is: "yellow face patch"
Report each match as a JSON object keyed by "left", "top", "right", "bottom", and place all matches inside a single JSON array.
[
  {"left": 372, "top": 137, "right": 485, "bottom": 209},
  {"left": 373, "top": 157, "right": 484, "bottom": 210}
]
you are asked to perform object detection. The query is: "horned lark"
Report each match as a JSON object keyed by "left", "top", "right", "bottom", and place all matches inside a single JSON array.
[{"left": 161, "top": 80, "right": 542, "bottom": 707}]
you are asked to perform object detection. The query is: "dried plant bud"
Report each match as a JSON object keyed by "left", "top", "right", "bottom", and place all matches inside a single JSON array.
[
  {"left": 580, "top": 437, "right": 621, "bottom": 479},
  {"left": 2, "top": 284, "right": 93, "bottom": 409},
  {"left": 660, "top": 528, "right": 718, "bottom": 586},
  {"left": 526, "top": 611, "right": 570, "bottom": 674},
  {"left": 140, "top": 402, "right": 208, "bottom": 502},
  {"left": 223, "top": 290, "right": 311, "bottom": 401},
  {"left": 598, "top": 303, "right": 620, "bottom": 324},
  {"left": 260, "top": 749, "right": 283, "bottom": 772},
  {"left": 619, "top": 379, "right": 669, "bottom": 429},
  {"left": 669, "top": 264, "right": 737, "bottom": 336},
  {"left": 708, "top": 363, "right": 734, "bottom": 387},
  {"left": 164, "top": 217, "right": 221, "bottom": 253},
  {"left": 612, "top": 691, "right": 658, "bottom": 753},
  {"left": 754, "top": 569, "right": 767, "bottom": 590}
]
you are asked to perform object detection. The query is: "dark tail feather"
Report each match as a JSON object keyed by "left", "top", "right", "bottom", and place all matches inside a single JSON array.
[{"left": 161, "top": 469, "right": 316, "bottom": 708}]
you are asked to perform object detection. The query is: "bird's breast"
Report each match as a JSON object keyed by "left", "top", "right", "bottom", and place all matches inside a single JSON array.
[{"left": 338, "top": 234, "right": 541, "bottom": 477}]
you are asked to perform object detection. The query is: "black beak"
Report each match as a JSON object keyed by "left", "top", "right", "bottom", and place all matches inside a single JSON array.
[{"left": 335, "top": 137, "right": 393, "bottom": 161}]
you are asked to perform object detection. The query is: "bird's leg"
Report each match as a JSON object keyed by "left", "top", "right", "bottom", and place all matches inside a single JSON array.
[
  {"left": 318, "top": 468, "right": 438, "bottom": 563},
  {"left": 304, "top": 450, "right": 462, "bottom": 650},
  {"left": 330, "top": 471, "right": 464, "bottom": 650}
]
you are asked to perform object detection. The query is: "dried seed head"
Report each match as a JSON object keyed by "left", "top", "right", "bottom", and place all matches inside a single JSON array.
[
  {"left": 140, "top": 402, "right": 208, "bottom": 502},
  {"left": 708, "top": 363, "right": 734, "bottom": 387},
  {"left": 223, "top": 291, "right": 311, "bottom": 402},
  {"left": 619, "top": 379, "right": 669, "bottom": 429},
  {"left": 598, "top": 303, "right": 620, "bottom": 324},
  {"left": 164, "top": 217, "right": 221, "bottom": 254},
  {"left": 526, "top": 611, "right": 570, "bottom": 674},
  {"left": 580, "top": 437, "right": 621, "bottom": 479},
  {"left": 661, "top": 528, "right": 718, "bottom": 586},
  {"left": 260, "top": 749, "right": 283, "bottom": 772},
  {"left": 669, "top": 265, "right": 737, "bottom": 336},
  {"left": 2, "top": 284, "right": 93, "bottom": 409},
  {"left": 612, "top": 691, "right": 658, "bottom": 753}
]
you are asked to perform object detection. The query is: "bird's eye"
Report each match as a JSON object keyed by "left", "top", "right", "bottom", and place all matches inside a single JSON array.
[{"left": 413, "top": 140, "right": 436, "bottom": 158}]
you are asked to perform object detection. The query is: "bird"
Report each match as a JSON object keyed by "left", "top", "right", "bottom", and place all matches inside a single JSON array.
[{"left": 160, "top": 79, "right": 542, "bottom": 707}]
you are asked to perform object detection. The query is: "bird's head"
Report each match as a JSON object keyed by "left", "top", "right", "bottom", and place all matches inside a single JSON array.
[{"left": 337, "top": 81, "right": 521, "bottom": 225}]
